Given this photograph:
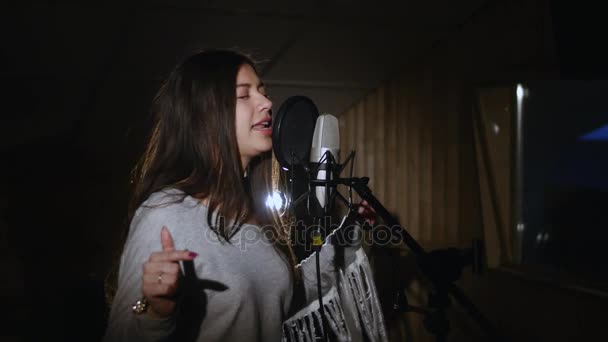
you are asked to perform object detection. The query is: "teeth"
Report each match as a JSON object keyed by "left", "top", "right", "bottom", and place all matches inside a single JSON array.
[
  {"left": 254, "top": 121, "right": 270, "bottom": 128},
  {"left": 253, "top": 121, "right": 271, "bottom": 130}
]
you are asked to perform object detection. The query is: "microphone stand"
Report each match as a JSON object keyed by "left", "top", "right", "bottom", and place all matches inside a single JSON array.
[
  {"left": 292, "top": 151, "right": 500, "bottom": 341},
  {"left": 338, "top": 176, "right": 502, "bottom": 342},
  {"left": 305, "top": 151, "right": 337, "bottom": 342}
]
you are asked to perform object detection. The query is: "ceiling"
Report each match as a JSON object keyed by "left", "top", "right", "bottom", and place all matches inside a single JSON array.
[{"left": 0, "top": 0, "right": 487, "bottom": 152}]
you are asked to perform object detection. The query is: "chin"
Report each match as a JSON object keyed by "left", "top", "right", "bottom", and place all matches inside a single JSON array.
[
  {"left": 258, "top": 139, "right": 273, "bottom": 152},
  {"left": 260, "top": 144, "right": 273, "bottom": 154},
  {"left": 247, "top": 144, "right": 272, "bottom": 160}
]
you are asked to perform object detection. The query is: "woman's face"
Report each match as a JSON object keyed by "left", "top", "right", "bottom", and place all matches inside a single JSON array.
[{"left": 235, "top": 63, "right": 273, "bottom": 168}]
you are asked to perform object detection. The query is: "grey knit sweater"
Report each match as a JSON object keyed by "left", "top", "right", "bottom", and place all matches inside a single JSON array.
[{"left": 103, "top": 189, "right": 293, "bottom": 342}]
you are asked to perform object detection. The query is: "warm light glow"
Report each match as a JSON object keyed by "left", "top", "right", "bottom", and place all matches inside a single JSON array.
[
  {"left": 265, "top": 191, "right": 285, "bottom": 211},
  {"left": 516, "top": 84, "right": 524, "bottom": 100},
  {"left": 492, "top": 122, "right": 501, "bottom": 135}
]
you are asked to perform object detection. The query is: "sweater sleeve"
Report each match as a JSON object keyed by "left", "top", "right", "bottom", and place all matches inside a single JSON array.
[{"left": 103, "top": 204, "right": 180, "bottom": 342}]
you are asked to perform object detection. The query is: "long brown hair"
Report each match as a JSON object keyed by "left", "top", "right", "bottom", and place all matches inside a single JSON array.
[
  {"left": 131, "top": 50, "right": 256, "bottom": 238},
  {"left": 129, "top": 49, "right": 297, "bottom": 268},
  {"left": 106, "top": 50, "right": 299, "bottom": 305}
]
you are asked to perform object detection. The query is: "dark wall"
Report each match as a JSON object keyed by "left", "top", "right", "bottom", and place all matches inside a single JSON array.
[
  {"left": 347, "top": 1, "right": 608, "bottom": 341},
  {"left": 521, "top": 81, "right": 608, "bottom": 282},
  {"left": 551, "top": 0, "right": 608, "bottom": 79}
]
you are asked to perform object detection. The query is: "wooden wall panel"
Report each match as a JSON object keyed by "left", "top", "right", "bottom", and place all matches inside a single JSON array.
[
  {"left": 340, "top": 75, "right": 470, "bottom": 247},
  {"left": 336, "top": 1, "right": 562, "bottom": 340}
]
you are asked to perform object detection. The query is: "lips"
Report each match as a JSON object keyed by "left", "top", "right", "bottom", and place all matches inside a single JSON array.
[
  {"left": 251, "top": 117, "right": 272, "bottom": 137},
  {"left": 251, "top": 117, "right": 272, "bottom": 131}
]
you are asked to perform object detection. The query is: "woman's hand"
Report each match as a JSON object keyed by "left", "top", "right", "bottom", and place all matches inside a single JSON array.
[
  {"left": 357, "top": 200, "right": 377, "bottom": 225},
  {"left": 141, "top": 226, "right": 198, "bottom": 319}
]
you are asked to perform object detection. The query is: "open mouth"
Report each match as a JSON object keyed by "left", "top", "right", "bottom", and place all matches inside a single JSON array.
[{"left": 252, "top": 118, "right": 272, "bottom": 131}]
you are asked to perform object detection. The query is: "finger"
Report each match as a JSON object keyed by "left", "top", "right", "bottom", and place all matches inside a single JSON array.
[
  {"left": 358, "top": 204, "right": 365, "bottom": 214},
  {"left": 149, "top": 250, "right": 198, "bottom": 263},
  {"left": 142, "top": 282, "right": 178, "bottom": 298},
  {"left": 143, "top": 262, "right": 180, "bottom": 276},
  {"left": 358, "top": 205, "right": 373, "bottom": 217},
  {"left": 356, "top": 202, "right": 377, "bottom": 225},
  {"left": 143, "top": 272, "right": 179, "bottom": 286},
  {"left": 358, "top": 200, "right": 376, "bottom": 212},
  {"left": 161, "top": 226, "right": 175, "bottom": 252}
]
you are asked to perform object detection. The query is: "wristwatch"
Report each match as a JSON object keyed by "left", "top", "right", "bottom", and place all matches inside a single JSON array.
[{"left": 132, "top": 297, "right": 149, "bottom": 314}]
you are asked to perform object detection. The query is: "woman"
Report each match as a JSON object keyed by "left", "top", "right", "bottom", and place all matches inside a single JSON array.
[{"left": 103, "top": 50, "right": 298, "bottom": 342}]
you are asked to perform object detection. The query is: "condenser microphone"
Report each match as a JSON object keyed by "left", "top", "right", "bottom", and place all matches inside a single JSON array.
[
  {"left": 310, "top": 114, "right": 340, "bottom": 210},
  {"left": 271, "top": 97, "right": 342, "bottom": 216}
]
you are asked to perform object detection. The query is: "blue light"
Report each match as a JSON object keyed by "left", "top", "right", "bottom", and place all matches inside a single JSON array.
[{"left": 580, "top": 124, "right": 608, "bottom": 141}]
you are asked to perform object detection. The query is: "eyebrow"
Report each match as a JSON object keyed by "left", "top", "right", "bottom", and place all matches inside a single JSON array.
[{"left": 236, "top": 82, "right": 265, "bottom": 89}]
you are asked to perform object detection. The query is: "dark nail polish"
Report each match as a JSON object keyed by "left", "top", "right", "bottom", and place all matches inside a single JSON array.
[{"left": 189, "top": 252, "right": 199, "bottom": 258}]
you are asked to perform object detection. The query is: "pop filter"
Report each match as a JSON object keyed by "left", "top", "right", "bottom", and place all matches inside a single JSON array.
[{"left": 272, "top": 96, "right": 319, "bottom": 170}]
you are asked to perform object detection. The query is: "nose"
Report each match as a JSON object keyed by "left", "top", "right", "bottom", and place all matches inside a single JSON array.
[{"left": 258, "top": 94, "right": 272, "bottom": 114}]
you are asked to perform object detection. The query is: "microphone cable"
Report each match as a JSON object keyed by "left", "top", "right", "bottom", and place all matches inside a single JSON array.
[
  {"left": 310, "top": 150, "right": 333, "bottom": 342},
  {"left": 312, "top": 224, "right": 328, "bottom": 342}
]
